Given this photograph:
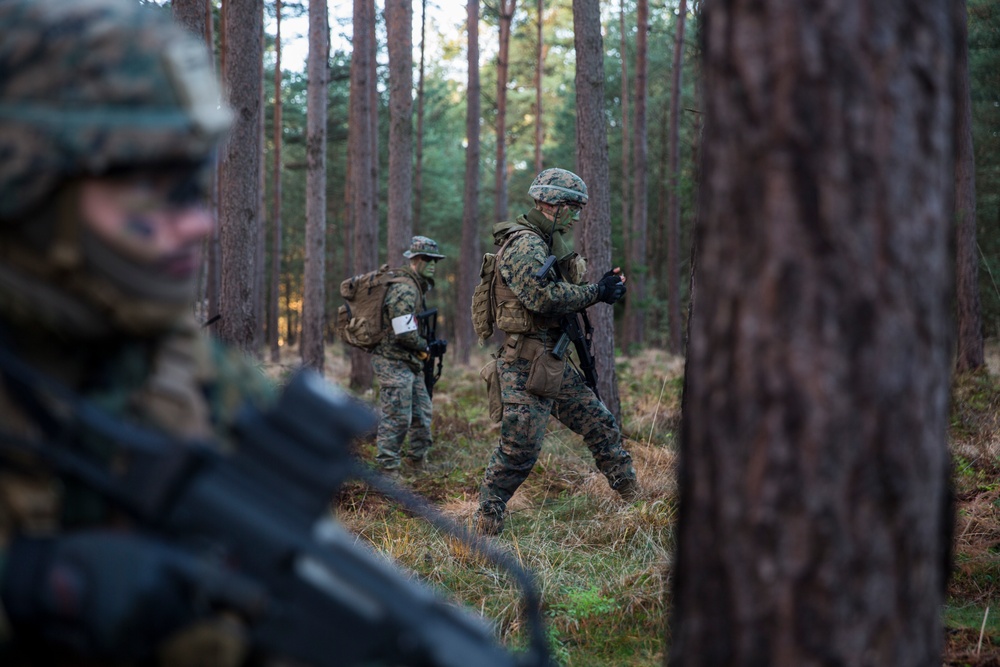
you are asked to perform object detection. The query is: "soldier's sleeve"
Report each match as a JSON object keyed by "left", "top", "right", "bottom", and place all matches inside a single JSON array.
[
  {"left": 499, "top": 234, "right": 599, "bottom": 316},
  {"left": 383, "top": 282, "right": 428, "bottom": 352}
]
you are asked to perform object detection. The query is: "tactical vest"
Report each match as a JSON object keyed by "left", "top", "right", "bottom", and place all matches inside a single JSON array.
[{"left": 488, "top": 229, "right": 560, "bottom": 338}]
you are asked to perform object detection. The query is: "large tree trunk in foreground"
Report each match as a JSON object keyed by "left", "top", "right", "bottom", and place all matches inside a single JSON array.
[{"left": 670, "top": 2, "right": 955, "bottom": 665}]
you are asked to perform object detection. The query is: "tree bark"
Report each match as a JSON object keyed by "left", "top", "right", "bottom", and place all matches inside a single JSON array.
[
  {"left": 301, "top": 0, "right": 328, "bottom": 373},
  {"left": 348, "top": 0, "right": 378, "bottom": 390},
  {"left": 217, "top": 0, "right": 264, "bottom": 354},
  {"left": 669, "top": 2, "right": 955, "bottom": 665},
  {"left": 494, "top": 0, "right": 516, "bottom": 224},
  {"left": 268, "top": 0, "right": 283, "bottom": 363},
  {"left": 624, "top": 0, "right": 648, "bottom": 351},
  {"left": 171, "top": 0, "right": 207, "bottom": 39},
  {"left": 666, "top": 0, "right": 687, "bottom": 355},
  {"left": 533, "top": 0, "right": 544, "bottom": 174},
  {"left": 414, "top": 0, "right": 427, "bottom": 233},
  {"left": 619, "top": 0, "right": 631, "bottom": 289},
  {"left": 455, "top": 0, "right": 481, "bottom": 365},
  {"left": 573, "top": 0, "right": 622, "bottom": 423},
  {"left": 954, "top": 0, "right": 982, "bottom": 373},
  {"left": 387, "top": 0, "right": 414, "bottom": 263}
]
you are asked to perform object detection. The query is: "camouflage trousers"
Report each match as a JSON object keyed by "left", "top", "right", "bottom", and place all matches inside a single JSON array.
[
  {"left": 372, "top": 354, "right": 432, "bottom": 470},
  {"left": 478, "top": 355, "right": 636, "bottom": 517}
]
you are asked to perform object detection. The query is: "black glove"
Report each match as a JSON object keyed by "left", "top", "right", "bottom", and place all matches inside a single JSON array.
[
  {"left": 428, "top": 338, "right": 448, "bottom": 356},
  {"left": 1, "top": 531, "right": 263, "bottom": 662},
  {"left": 596, "top": 271, "right": 627, "bottom": 305}
]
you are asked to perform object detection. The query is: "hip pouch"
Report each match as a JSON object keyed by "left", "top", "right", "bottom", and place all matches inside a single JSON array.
[
  {"left": 522, "top": 338, "right": 565, "bottom": 399},
  {"left": 479, "top": 358, "right": 503, "bottom": 423}
]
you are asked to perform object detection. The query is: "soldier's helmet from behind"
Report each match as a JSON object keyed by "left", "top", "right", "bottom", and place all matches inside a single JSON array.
[
  {"left": 403, "top": 236, "right": 446, "bottom": 260},
  {"left": 0, "top": 0, "right": 233, "bottom": 220},
  {"left": 527, "top": 168, "right": 589, "bottom": 207}
]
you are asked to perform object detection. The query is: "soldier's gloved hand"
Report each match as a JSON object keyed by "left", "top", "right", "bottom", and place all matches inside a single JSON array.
[
  {"left": 596, "top": 271, "right": 627, "bottom": 304},
  {"left": 1, "top": 531, "right": 262, "bottom": 665},
  {"left": 416, "top": 349, "right": 430, "bottom": 361},
  {"left": 428, "top": 339, "right": 448, "bottom": 356}
]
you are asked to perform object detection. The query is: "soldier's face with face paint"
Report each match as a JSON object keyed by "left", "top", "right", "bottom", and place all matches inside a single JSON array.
[{"left": 78, "top": 170, "right": 213, "bottom": 279}]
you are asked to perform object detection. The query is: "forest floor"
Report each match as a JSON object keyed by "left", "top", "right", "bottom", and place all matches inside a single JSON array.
[{"left": 262, "top": 342, "right": 1000, "bottom": 666}]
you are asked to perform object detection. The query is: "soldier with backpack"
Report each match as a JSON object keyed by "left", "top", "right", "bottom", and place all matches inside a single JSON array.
[
  {"left": 471, "top": 168, "right": 639, "bottom": 537},
  {"left": 370, "top": 236, "right": 447, "bottom": 474}
]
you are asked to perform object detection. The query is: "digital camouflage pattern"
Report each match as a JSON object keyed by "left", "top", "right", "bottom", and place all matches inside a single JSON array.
[
  {"left": 477, "top": 200, "right": 637, "bottom": 534},
  {"left": 372, "top": 268, "right": 433, "bottom": 469},
  {"left": 526, "top": 168, "right": 588, "bottom": 206},
  {"left": 402, "top": 236, "right": 446, "bottom": 259},
  {"left": 478, "top": 356, "right": 636, "bottom": 520},
  {"left": 0, "top": 0, "right": 231, "bottom": 219},
  {"left": 373, "top": 270, "right": 429, "bottom": 371},
  {"left": 372, "top": 355, "right": 433, "bottom": 470},
  {"left": 495, "top": 211, "right": 599, "bottom": 319}
]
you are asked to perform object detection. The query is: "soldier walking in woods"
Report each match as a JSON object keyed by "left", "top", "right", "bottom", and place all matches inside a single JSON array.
[
  {"left": 0, "top": 0, "right": 275, "bottom": 663},
  {"left": 373, "top": 236, "right": 447, "bottom": 474},
  {"left": 473, "top": 168, "right": 639, "bottom": 537}
]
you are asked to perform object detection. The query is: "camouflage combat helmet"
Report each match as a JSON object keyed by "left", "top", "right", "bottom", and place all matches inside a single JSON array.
[
  {"left": 0, "top": 0, "right": 233, "bottom": 219},
  {"left": 403, "top": 236, "right": 446, "bottom": 259},
  {"left": 527, "top": 168, "right": 589, "bottom": 206}
]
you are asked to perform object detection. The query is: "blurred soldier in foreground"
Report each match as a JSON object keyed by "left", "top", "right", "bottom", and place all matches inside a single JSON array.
[
  {"left": 0, "top": 0, "right": 270, "bottom": 663},
  {"left": 0, "top": 6, "right": 549, "bottom": 665},
  {"left": 372, "top": 236, "right": 447, "bottom": 474},
  {"left": 472, "top": 168, "right": 639, "bottom": 537}
]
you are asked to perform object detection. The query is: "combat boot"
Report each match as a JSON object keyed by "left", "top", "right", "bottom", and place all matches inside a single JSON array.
[
  {"left": 614, "top": 478, "right": 641, "bottom": 502},
  {"left": 473, "top": 509, "right": 505, "bottom": 537}
]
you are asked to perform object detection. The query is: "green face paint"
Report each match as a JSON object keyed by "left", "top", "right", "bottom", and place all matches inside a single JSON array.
[{"left": 418, "top": 258, "right": 437, "bottom": 280}]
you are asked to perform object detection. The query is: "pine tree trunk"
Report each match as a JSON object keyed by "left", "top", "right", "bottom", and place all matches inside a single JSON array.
[
  {"left": 495, "top": 0, "right": 516, "bottom": 224},
  {"left": 619, "top": 0, "right": 631, "bottom": 288},
  {"left": 624, "top": 0, "right": 648, "bottom": 351},
  {"left": 954, "top": 0, "right": 982, "bottom": 373},
  {"left": 414, "top": 0, "right": 427, "bottom": 233},
  {"left": 573, "top": 0, "right": 623, "bottom": 423},
  {"left": 301, "top": 0, "right": 328, "bottom": 373},
  {"left": 348, "top": 0, "right": 378, "bottom": 390},
  {"left": 387, "top": 0, "right": 414, "bottom": 263},
  {"left": 669, "top": 2, "right": 955, "bottom": 664},
  {"left": 217, "top": 0, "right": 264, "bottom": 355},
  {"left": 666, "top": 0, "right": 686, "bottom": 355},
  {"left": 534, "top": 0, "right": 544, "bottom": 174},
  {"left": 455, "top": 0, "right": 481, "bottom": 365},
  {"left": 269, "top": 0, "right": 283, "bottom": 363},
  {"left": 171, "top": 0, "right": 207, "bottom": 38}
]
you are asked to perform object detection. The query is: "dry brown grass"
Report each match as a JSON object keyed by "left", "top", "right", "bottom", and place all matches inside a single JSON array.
[{"left": 262, "top": 340, "right": 1000, "bottom": 665}]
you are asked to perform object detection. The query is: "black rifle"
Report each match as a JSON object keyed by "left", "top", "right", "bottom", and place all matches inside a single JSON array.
[
  {"left": 535, "top": 255, "right": 601, "bottom": 401},
  {"left": 417, "top": 308, "right": 446, "bottom": 398},
  {"left": 0, "top": 344, "right": 550, "bottom": 667}
]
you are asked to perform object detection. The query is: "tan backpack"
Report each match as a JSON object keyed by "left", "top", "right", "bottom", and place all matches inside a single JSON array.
[{"left": 336, "top": 265, "right": 416, "bottom": 350}]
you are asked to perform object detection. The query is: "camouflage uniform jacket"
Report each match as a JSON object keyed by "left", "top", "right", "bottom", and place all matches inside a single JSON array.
[
  {"left": 0, "top": 314, "right": 276, "bottom": 549},
  {"left": 372, "top": 267, "right": 429, "bottom": 373},
  {"left": 494, "top": 209, "right": 599, "bottom": 335}
]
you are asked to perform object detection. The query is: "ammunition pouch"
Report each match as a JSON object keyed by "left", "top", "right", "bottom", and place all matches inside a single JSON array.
[
  {"left": 503, "top": 335, "right": 565, "bottom": 399},
  {"left": 479, "top": 358, "right": 502, "bottom": 423}
]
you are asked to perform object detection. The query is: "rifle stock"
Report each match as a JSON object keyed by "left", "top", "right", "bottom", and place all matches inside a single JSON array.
[{"left": 417, "top": 308, "right": 445, "bottom": 398}]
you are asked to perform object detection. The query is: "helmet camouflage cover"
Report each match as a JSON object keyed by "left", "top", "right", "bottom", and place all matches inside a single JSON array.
[
  {"left": 527, "top": 168, "right": 589, "bottom": 206},
  {"left": 0, "top": 0, "right": 233, "bottom": 219}
]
